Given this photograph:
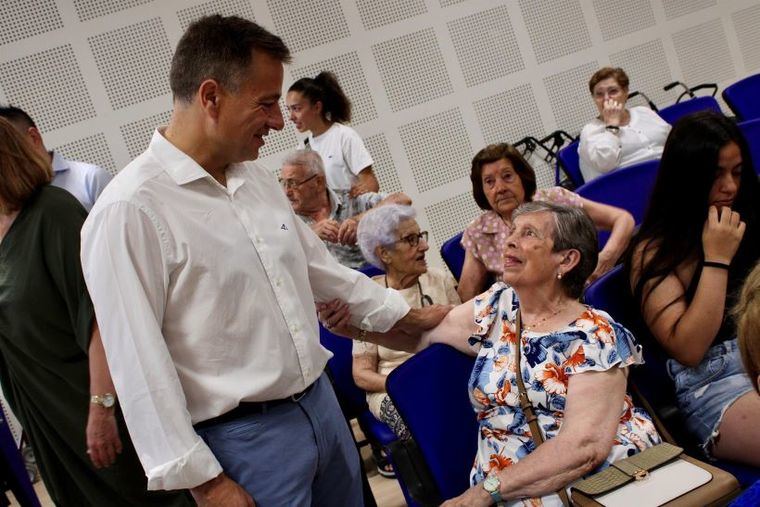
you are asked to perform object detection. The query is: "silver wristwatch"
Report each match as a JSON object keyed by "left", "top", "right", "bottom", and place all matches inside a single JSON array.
[
  {"left": 90, "top": 393, "right": 116, "bottom": 408},
  {"left": 482, "top": 475, "right": 503, "bottom": 505}
]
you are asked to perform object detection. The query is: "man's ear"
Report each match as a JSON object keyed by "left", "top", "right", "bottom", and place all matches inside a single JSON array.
[
  {"left": 198, "top": 79, "right": 222, "bottom": 119},
  {"left": 26, "top": 126, "right": 45, "bottom": 149}
]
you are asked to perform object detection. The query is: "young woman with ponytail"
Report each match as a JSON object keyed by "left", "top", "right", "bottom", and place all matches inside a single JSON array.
[{"left": 287, "top": 72, "right": 379, "bottom": 196}]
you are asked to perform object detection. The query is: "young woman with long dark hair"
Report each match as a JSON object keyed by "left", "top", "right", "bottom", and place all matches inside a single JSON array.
[
  {"left": 626, "top": 111, "right": 760, "bottom": 466},
  {"left": 286, "top": 71, "right": 379, "bottom": 196}
]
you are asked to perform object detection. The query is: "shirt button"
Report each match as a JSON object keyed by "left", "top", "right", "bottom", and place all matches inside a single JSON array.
[{"left": 275, "top": 278, "right": 282, "bottom": 287}]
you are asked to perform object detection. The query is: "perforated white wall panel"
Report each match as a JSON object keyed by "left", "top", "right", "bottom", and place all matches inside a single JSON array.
[{"left": 2, "top": 0, "right": 757, "bottom": 269}]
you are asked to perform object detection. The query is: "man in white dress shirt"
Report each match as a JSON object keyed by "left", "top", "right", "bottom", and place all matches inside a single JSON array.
[
  {"left": 80, "top": 15, "right": 447, "bottom": 507},
  {"left": 0, "top": 106, "right": 112, "bottom": 211}
]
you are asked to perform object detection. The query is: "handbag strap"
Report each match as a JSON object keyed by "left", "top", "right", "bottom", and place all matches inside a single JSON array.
[{"left": 514, "top": 310, "right": 571, "bottom": 507}]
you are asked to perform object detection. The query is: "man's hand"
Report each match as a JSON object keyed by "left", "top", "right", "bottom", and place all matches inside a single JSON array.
[
  {"left": 311, "top": 219, "right": 340, "bottom": 243},
  {"left": 191, "top": 473, "right": 255, "bottom": 507},
  {"left": 337, "top": 218, "right": 358, "bottom": 245},
  {"left": 86, "top": 405, "right": 123, "bottom": 469},
  {"left": 317, "top": 299, "right": 357, "bottom": 338}
]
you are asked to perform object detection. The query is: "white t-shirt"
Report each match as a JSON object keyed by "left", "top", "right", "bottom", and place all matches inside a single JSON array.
[
  {"left": 578, "top": 106, "right": 671, "bottom": 183},
  {"left": 300, "top": 123, "right": 373, "bottom": 191}
]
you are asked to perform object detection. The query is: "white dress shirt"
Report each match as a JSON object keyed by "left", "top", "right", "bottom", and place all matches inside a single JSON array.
[
  {"left": 50, "top": 151, "right": 112, "bottom": 211},
  {"left": 578, "top": 106, "right": 671, "bottom": 182},
  {"left": 80, "top": 129, "right": 409, "bottom": 491}
]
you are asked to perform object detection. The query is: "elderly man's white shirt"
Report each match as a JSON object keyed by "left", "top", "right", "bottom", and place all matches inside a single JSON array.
[{"left": 80, "top": 129, "right": 409, "bottom": 491}]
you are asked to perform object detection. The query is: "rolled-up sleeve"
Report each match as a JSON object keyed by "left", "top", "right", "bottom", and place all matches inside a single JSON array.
[
  {"left": 81, "top": 202, "right": 222, "bottom": 490},
  {"left": 579, "top": 123, "right": 622, "bottom": 176},
  {"left": 292, "top": 209, "right": 409, "bottom": 332}
]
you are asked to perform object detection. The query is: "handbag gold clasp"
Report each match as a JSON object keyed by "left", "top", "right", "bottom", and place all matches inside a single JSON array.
[{"left": 633, "top": 469, "right": 649, "bottom": 481}]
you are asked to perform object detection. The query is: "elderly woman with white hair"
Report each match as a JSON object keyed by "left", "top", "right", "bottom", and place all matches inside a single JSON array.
[{"left": 354, "top": 204, "right": 461, "bottom": 443}]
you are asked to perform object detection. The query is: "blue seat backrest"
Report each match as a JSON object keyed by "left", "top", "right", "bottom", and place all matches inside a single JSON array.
[
  {"left": 723, "top": 73, "right": 760, "bottom": 121},
  {"left": 441, "top": 232, "right": 466, "bottom": 281},
  {"left": 657, "top": 96, "right": 722, "bottom": 125},
  {"left": 319, "top": 324, "right": 369, "bottom": 419},
  {"left": 575, "top": 159, "right": 659, "bottom": 246},
  {"left": 738, "top": 119, "right": 760, "bottom": 176},
  {"left": 386, "top": 344, "right": 477, "bottom": 501},
  {"left": 357, "top": 264, "right": 384, "bottom": 278},
  {"left": 556, "top": 140, "right": 585, "bottom": 188}
]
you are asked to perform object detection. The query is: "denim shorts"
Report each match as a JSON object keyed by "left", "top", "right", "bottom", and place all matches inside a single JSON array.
[{"left": 667, "top": 338, "right": 754, "bottom": 458}]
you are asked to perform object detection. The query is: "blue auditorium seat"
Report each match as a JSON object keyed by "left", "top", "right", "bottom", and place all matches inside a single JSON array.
[
  {"left": 575, "top": 158, "right": 659, "bottom": 247},
  {"left": 738, "top": 118, "right": 760, "bottom": 176},
  {"left": 440, "top": 232, "right": 466, "bottom": 281},
  {"left": 556, "top": 139, "right": 585, "bottom": 188},
  {"left": 386, "top": 343, "right": 477, "bottom": 502},
  {"left": 657, "top": 96, "right": 722, "bottom": 125},
  {"left": 0, "top": 409, "right": 41, "bottom": 507},
  {"left": 723, "top": 73, "right": 760, "bottom": 121}
]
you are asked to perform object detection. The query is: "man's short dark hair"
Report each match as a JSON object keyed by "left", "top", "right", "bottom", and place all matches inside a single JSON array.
[
  {"left": 0, "top": 105, "right": 37, "bottom": 130},
  {"left": 170, "top": 15, "right": 292, "bottom": 103}
]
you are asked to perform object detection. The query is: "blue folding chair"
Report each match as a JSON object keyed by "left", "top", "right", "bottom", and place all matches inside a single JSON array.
[
  {"left": 318, "top": 324, "right": 419, "bottom": 505},
  {"left": 738, "top": 118, "right": 760, "bottom": 176},
  {"left": 584, "top": 266, "right": 760, "bottom": 488},
  {"left": 575, "top": 158, "right": 660, "bottom": 247},
  {"left": 0, "top": 409, "right": 40, "bottom": 507},
  {"left": 556, "top": 140, "right": 585, "bottom": 188},
  {"left": 723, "top": 73, "right": 760, "bottom": 121},
  {"left": 657, "top": 96, "right": 722, "bottom": 125},
  {"left": 440, "top": 232, "right": 466, "bottom": 281},
  {"left": 386, "top": 344, "right": 478, "bottom": 502}
]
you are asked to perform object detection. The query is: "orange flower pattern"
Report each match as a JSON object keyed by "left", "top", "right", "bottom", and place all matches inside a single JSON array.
[{"left": 468, "top": 283, "right": 661, "bottom": 506}]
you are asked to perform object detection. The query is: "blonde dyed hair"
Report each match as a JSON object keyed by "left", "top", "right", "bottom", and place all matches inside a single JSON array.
[
  {"left": 0, "top": 117, "right": 52, "bottom": 213},
  {"left": 733, "top": 261, "right": 760, "bottom": 392}
]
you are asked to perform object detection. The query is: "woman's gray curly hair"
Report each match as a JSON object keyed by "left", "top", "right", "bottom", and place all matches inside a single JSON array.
[{"left": 357, "top": 204, "right": 416, "bottom": 269}]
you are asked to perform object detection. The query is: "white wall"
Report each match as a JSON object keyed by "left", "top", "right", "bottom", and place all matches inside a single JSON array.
[{"left": 2, "top": 0, "right": 758, "bottom": 267}]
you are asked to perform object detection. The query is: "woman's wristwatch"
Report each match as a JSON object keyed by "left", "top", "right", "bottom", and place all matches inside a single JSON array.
[
  {"left": 605, "top": 124, "right": 620, "bottom": 133},
  {"left": 90, "top": 393, "right": 116, "bottom": 408},
  {"left": 482, "top": 475, "right": 504, "bottom": 505}
]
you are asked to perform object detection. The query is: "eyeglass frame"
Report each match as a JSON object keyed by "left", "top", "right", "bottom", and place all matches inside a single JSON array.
[
  {"left": 278, "top": 173, "right": 318, "bottom": 189},
  {"left": 392, "top": 231, "right": 429, "bottom": 248}
]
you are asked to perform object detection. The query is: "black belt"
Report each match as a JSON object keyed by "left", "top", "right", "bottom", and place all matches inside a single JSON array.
[{"left": 194, "top": 382, "right": 315, "bottom": 431}]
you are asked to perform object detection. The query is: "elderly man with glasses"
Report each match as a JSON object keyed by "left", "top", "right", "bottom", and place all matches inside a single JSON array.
[{"left": 281, "top": 149, "right": 410, "bottom": 268}]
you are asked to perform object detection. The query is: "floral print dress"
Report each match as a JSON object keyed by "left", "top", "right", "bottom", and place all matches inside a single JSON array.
[{"left": 468, "top": 283, "right": 661, "bottom": 506}]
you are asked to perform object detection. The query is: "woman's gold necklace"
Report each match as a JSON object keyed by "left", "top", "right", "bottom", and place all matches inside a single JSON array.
[{"left": 522, "top": 304, "right": 566, "bottom": 331}]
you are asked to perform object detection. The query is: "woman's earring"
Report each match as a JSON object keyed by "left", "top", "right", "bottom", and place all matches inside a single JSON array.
[{"left": 557, "top": 272, "right": 563, "bottom": 280}]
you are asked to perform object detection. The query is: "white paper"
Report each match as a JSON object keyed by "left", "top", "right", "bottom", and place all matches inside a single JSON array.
[{"left": 596, "top": 459, "right": 712, "bottom": 506}]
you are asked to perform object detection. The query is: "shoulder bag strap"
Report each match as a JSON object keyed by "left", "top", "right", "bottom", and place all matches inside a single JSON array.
[{"left": 514, "top": 310, "right": 571, "bottom": 507}]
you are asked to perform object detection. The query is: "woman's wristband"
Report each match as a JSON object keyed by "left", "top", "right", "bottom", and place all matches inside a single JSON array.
[
  {"left": 605, "top": 125, "right": 620, "bottom": 133},
  {"left": 703, "top": 260, "right": 730, "bottom": 270}
]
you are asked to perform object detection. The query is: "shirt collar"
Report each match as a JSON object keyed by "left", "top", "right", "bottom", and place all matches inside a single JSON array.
[
  {"left": 150, "top": 128, "right": 246, "bottom": 195},
  {"left": 50, "top": 151, "right": 69, "bottom": 173}
]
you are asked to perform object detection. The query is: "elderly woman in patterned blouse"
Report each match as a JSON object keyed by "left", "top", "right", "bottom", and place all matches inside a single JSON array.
[
  {"left": 459, "top": 143, "right": 635, "bottom": 302},
  {"left": 321, "top": 201, "right": 660, "bottom": 506}
]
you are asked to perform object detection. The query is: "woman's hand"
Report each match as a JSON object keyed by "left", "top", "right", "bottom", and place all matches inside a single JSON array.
[
  {"left": 317, "top": 299, "right": 358, "bottom": 338},
  {"left": 86, "top": 405, "right": 123, "bottom": 469},
  {"left": 702, "top": 206, "right": 745, "bottom": 264},
  {"left": 601, "top": 99, "right": 625, "bottom": 127},
  {"left": 587, "top": 249, "right": 616, "bottom": 285},
  {"left": 440, "top": 484, "right": 491, "bottom": 507}
]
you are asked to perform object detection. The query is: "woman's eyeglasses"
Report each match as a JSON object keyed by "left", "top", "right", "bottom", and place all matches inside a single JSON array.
[
  {"left": 394, "top": 231, "right": 428, "bottom": 248},
  {"left": 278, "top": 174, "right": 318, "bottom": 189}
]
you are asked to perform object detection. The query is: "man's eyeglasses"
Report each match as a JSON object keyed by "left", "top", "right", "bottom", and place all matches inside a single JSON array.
[
  {"left": 394, "top": 231, "right": 428, "bottom": 248},
  {"left": 278, "top": 174, "right": 317, "bottom": 189}
]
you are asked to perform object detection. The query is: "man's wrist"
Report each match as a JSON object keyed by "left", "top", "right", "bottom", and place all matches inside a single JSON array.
[{"left": 191, "top": 472, "right": 225, "bottom": 495}]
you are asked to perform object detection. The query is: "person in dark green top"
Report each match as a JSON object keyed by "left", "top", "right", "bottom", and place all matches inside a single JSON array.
[{"left": 0, "top": 117, "right": 192, "bottom": 506}]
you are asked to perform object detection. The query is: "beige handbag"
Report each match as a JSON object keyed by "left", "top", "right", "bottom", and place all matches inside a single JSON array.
[
  {"left": 513, "top": 310, "right": 741, "bottom": 507},
  {"left": 570, "top": 443, "right": 740, "bottom": 506}
]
